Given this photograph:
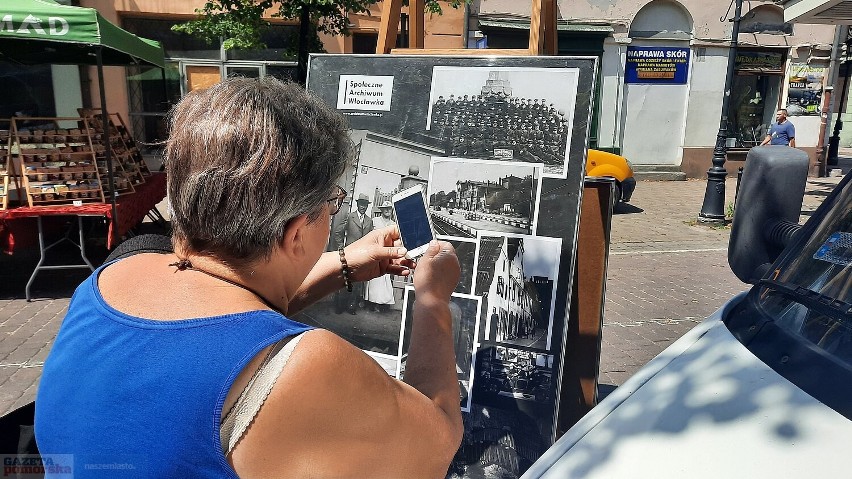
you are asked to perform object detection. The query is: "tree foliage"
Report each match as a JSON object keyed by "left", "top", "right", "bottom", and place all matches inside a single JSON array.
[{"left": 172, "top": 0, "right": 471, "bottom": 51}]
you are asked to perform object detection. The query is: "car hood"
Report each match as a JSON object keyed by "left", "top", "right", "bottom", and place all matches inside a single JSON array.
[{"left": 525, "top": 293, "right": 852, "bottom": 478}]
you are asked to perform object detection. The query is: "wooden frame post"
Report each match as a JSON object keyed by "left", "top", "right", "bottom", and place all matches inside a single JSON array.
[
  {"left": 529, "top": 0, "right": 544, "bottom": 55},
  {"left": 376, "top": 0, "right": 403, "bottom": 54},
  {"left": 378, "top": 0, "right": 557, "bottom": 56},
  {"left": 409, "top": 0, "right": 425, "bottom": 49},
  {"left": 543, "top": 0, "right": 558, "bottom": 55}
]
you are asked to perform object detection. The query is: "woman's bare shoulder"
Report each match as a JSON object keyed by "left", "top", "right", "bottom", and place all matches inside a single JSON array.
[
  {"left": 229, "top": 328, "right": 407, "bottom": 477},
  {"left": 98, "top": 254, "right": 264, "bottom": 320}
]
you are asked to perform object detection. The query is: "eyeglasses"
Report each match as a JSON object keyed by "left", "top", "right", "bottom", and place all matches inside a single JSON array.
[{"left": 327, "top": 185, "right": 347, "bottom": 216}]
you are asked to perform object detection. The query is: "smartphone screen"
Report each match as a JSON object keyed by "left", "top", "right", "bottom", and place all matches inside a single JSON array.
[{"left": 394, "top": 192, "right": 434, "bottom": 253}]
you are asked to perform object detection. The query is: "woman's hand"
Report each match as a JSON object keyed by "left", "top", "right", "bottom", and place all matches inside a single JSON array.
[
  {"left": 345, "top": 226, "right": 417, "bottom": 282},
  {"left": 412, "top": 241, "right": 460, "bottom": 303}
]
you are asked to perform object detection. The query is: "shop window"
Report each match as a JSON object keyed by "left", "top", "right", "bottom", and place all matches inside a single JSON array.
[
  {"left": 353, "top": 32, "right": 379, "bottom": 54},
  {"left": 122, "top": 17, "right": 220, "bottom": 60},
  {"left": 730, "top": 49, "right": 786, "bottom": 148},
  {"left": 226, "top": 25, "right": 302, "bottom": 61}
]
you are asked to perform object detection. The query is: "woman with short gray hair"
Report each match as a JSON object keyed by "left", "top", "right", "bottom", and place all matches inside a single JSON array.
[{"left": 35, "top": 77, "right": 463, "bottom": 478}]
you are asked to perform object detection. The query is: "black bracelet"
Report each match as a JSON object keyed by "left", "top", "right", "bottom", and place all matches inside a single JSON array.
[{"left": 338, "top": 247, "right": 353, "bottom": 292}]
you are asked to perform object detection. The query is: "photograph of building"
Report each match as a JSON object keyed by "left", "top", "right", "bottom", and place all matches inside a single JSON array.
[
  {"left": 474, "top": 233, "right": 561, "bottom": 350},
  {"left": 399, "top": 287, "right": 482, "bottom": 412},
  {"left": 428, "top": 158, "right": 542, "bottom": 238},
  {"left": 426, "top": 66, "right": 579, "bottom": 177}
]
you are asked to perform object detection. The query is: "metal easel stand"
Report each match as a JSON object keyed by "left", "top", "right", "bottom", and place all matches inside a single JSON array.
[{"left": 25, "top": 216, "right": 95, "bottom": 302}]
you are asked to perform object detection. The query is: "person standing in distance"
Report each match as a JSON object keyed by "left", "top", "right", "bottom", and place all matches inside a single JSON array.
[
  {"left": 760, "top": 109, "right": 796, "bottom": 147},
  {"left": 334, "top": 193, "right": 374, "bottom": 314}
]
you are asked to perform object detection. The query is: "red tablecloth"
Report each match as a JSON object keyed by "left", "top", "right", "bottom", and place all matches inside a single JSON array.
[{"left": 0, "top": 172, "right": 166, "bottom": 253}]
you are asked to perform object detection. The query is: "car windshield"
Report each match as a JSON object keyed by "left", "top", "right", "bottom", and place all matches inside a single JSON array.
[{"left": 758, "top": 176, "right": 852, "bottom": 365}]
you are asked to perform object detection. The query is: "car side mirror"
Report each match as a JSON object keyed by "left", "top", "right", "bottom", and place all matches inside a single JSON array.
[{"left": 728, "top": 146, "right": 809, "bottom": 284}]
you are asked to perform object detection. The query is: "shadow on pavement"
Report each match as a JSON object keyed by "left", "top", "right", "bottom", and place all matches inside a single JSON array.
[{"left": 613, "top": 202, "right": 644, "bottom": 215}]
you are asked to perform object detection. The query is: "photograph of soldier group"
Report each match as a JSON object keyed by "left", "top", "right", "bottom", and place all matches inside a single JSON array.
[
  {"left": 430, "top": 93, "right": 569, "bottom": 168},
  {"left": 425, "top": 68, "right": 578, "bottom": 177}
]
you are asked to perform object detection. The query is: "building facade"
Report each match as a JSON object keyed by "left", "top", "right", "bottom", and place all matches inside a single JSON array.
[{"left": 469, "top": 0, "right": 836, "bottom": 176}]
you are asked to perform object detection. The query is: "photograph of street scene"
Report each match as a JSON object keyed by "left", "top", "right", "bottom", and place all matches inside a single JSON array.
[
  {"left": 426, "top": 66, "right": 579, "bottom": 177},
  {"left": 399, "top": 287, "right": 482, "bottom": 411},
  {"left": 473, "top": 346, "right": 555, "bottom": 405},
  {"left": 474, "top": 233, "right": 562, "bottom": 350},
  {"left": 427, "top": 158, "right": 542, "bottom": 238},
  {"left": 438, "top": 235, "right": 477, "bottom": 295}
]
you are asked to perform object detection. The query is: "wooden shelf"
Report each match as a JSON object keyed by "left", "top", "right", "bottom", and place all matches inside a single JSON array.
[
  {"left": 12, "top": 117, "right": 107, "bottom": 207},
  {"left": 79, "top": 109, "right": 150, "bottom": 185}
]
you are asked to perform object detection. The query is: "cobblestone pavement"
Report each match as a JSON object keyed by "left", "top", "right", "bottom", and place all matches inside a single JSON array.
[
  {"left": 599, "top": 171, "right": 845, "bottom": 390},
  {"left": 0, "top": 168, "right": 847, "bottom": 416}
]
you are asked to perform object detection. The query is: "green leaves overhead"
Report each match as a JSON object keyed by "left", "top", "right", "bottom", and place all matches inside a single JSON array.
[{"left": 172, "top": 0, "right": 471, "bottom": 51}]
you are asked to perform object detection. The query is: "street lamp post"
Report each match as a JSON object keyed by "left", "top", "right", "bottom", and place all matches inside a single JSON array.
[
  {"left": 828, "top": 28, "right": 852, "bottom": 167},
  {"left": 699, "top": 0, "right": 744, "bottom": 222}
]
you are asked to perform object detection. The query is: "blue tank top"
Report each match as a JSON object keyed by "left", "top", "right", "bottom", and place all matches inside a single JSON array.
[{"left": 34, "top": 264, "right": 313, "bottom": 478}]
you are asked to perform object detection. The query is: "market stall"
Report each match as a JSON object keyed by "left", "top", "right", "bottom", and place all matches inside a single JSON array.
[{"left": 0, "top": 0, "right": 167, "bottom": 298}]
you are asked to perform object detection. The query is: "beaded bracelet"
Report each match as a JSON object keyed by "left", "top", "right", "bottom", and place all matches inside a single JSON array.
[{"left": 338, "top": 247, "right": 353, "bottom": 292}]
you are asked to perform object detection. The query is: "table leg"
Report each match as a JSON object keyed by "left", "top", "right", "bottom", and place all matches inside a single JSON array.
[
  {"left": 78, "top": 216, "right": 94, "bottom": 270},
  {"left": 24, "top": 217, "right": 46, "bottom": 302},
  {"left": 24, "top": 216, "right": 96, "bottom": 302}
]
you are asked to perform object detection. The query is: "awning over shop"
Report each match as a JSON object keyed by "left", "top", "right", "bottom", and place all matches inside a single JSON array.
[
  {"left": 781, "top": 0, "right": 852, "bottom": 24},
  {"left": 0, "top": 0, "right": 164, "bottom": 68}
]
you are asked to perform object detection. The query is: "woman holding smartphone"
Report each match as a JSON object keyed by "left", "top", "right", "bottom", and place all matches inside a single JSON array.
[{"left": 35, "top": 77, "right": 462, "bottom": 478}]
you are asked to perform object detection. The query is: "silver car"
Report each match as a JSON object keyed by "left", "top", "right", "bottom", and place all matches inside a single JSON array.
[{"left": 526, "top": 147, "right": 852, "bottom": 478}]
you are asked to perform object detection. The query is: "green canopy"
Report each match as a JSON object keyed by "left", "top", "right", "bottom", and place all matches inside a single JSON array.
[{"left": 0, "top": 0, "right": 164, "bottom": 68}]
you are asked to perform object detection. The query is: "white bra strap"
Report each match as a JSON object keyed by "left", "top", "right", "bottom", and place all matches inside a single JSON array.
[{"left": 220, "top": 332, "right": 306, "bottom": 455}]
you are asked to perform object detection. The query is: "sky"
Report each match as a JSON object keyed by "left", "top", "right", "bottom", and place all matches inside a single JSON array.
[{"left": 480, "top": 233, "right": 562, "bottom": 280}]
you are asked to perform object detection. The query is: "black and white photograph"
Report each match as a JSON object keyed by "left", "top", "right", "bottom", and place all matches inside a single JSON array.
[
  {"left": 472, "top": 346, "right": 555, "bottom": 405},
  {"left": 398, "top": 287, "right": 482, "bottom": 412},
  {"left": 426, "top": 66, "right": 579, "bottom": 177},
  {"left": 298, "top": 129, "right": 440, "bottom": 354},
  {"left": 473, "top": 232, "right": 562, "bottom": 350},
  {"left": 428, "top": 158, "right": 542, "bottom": 238},
  {"left": 438, "top": 235, "right": 477, "bottom": 295},
  {"left": 329, "top": 129, "right": 438, "bottom": 254}
]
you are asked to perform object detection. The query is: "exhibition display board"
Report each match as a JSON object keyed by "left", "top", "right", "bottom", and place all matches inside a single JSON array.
[{"left": 302, "top": 54, "right": 597, "bottom": 478}]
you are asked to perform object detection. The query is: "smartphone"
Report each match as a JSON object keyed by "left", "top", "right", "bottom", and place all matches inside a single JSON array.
[{"left": 392, "top": 185, "right": 436, "bottom": 258}]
